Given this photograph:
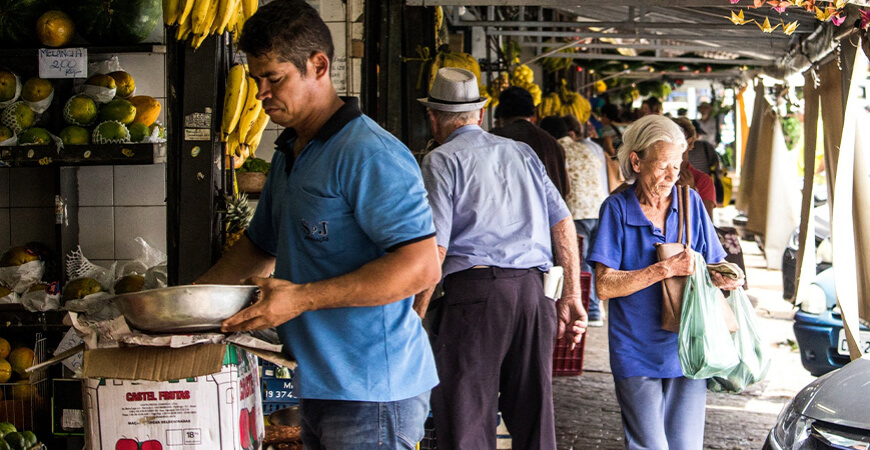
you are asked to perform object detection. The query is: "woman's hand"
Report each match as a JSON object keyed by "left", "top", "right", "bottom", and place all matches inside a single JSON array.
[
  {"left": 710, "top": 271, "right": 743, "bottom": 291},
  {"left": 664, "top": 248, "right": 695, "bottom": 278}
]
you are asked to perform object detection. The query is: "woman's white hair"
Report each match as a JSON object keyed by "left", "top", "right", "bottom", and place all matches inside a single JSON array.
[{"left": 617, "top": 115, "right": 687, "bottom": 184}]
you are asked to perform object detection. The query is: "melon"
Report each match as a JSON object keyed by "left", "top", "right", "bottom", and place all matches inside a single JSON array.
[
  {"left": 70, "top": 0, "right": 161, "bottom": 45},
  {"left": 0, "top": 0, "right": 54, "bottom": 47},
  {"left": 92, "top": 120, "right": 129, "bottom": 144}
]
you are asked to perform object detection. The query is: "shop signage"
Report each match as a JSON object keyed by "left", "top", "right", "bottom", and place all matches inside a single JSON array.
[{"left": 38, "top": 48, "right": 87, "bottom": 78}]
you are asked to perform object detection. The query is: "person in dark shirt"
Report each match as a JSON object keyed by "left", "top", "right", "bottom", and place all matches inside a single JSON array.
[{"left": 491, "top": 86, "right": 570, "bottom": 200}]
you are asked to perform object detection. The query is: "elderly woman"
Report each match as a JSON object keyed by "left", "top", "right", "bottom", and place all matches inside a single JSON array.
[{"left": 587, "top": 115, "right": 742, "bottom": 449}]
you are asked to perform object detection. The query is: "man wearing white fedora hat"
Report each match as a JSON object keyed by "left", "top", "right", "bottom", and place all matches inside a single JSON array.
[{"left": 415, "top": 67, "right": 588, "bottom": 450}]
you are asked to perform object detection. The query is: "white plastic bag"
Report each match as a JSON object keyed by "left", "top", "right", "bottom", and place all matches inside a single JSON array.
[{"left": 0, "top": 259, "right": 45, "bottom": 294}]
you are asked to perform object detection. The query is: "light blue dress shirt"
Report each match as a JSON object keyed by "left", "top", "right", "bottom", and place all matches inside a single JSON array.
[{"left": 421, "top": 125, "right": 571, "bottom": 278}]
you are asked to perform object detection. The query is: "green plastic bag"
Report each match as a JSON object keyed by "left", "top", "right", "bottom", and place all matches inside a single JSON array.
[
  {"left": 678, "top": 253, "right": 740, "bottom": 379},
  {"left": 708, "top": 287, "right": 770, "bottom": 393}
]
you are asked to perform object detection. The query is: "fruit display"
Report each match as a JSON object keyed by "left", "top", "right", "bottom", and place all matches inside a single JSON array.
[
  {"left": 0, "top": 63, "right": 165, "bottom": 147},
  {"left": 165, "top": 0, "right": 258, "bottom": 49},
  {"left": 221, "top": 64, "right": 270, "bottom": 167},
  {"left": 0, "top": 423, "right": 43, "bottom": 450}
]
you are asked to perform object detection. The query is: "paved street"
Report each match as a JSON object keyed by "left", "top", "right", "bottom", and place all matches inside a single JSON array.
[{"left": 553, "top": 238, "right": 816, "bottom": 449}]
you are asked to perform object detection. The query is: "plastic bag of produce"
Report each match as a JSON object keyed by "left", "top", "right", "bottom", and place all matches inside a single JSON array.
[
  {"left": 0, "top": 245, "right": 45, "bottom": 293},
  {"left": 708, "top": 287, "right": 770, "bottom": 393},
  {"left": 678, "top": 252, "right": 740, "bottom": 379},
  {"left": 19, "top": 281, "right": 61, "bottom": 312},
  {"left": 63, "top": 246, "right": 118, "bottom": 320},
  {"left": 0, "top": 284, "right": 16, "bottom": 304},
  {"left": 115, "top": 237, "right": 167, "bottom": 294}
]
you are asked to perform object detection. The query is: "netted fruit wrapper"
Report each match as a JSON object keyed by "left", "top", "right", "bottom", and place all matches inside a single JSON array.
[{"left": 63, "top": 246, "right": 118, "bottom": 321}]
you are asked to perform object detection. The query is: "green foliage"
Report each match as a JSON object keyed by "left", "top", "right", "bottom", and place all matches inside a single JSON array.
[
  {"left": 237, "top": 157, "right": 271, "bottom": 174},
  {"left": 781, "top": 116, "right": 802, "bottom": 151}
]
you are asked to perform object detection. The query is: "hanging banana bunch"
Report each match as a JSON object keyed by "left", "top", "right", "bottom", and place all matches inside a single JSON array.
[
  {"left": 221, "top": 66, "right": 270, "bottom": 168},
  {"left": 537, "top": 92, "right": 563, "bottom": 119},
  {"left": 540, "top": 40, "right": 575, "bottom": 73},
  {"left": 558, "top": 80, "right": 591, "bottom": 123},
  {"left": 163, "top": 0, "right": 257, "bottom": 49},
  {"left": 509, "top": 64, "right": 542, "bottom": 106},
  {"left": 487, "top": 72, "right": 510, "bottom": 110}
]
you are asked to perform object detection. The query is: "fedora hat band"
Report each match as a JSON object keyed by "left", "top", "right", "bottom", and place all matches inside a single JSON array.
[{"left": 426, "top": 96, "right": 486, "bottom": 106}]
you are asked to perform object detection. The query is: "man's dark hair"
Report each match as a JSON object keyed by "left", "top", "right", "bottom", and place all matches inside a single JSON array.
[
  {"left": 642, "top": 97, "right": 661, "bottom": 109},
  {"left": 561, "top": 114, "right": 583, "bottom": 136},
  {"left": 540, "top": 116, "right": 569, "bottom": 140},
  {"left": 238, "top": 0, "right": 334, "bottom": 76},
  {"left": 601, "top": 103, "right": 620, "bottom": 122},
  {"left": 494, "top": 86, "right": 536, "bottom": 119}
]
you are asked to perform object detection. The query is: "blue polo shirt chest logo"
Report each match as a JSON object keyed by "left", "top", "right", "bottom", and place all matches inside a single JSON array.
[{"left": 301, "top": 219, "right": 329, "bottom": 242}]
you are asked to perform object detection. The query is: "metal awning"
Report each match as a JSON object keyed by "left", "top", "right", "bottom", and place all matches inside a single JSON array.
[{"left": 406, "top": 0, "right": 858, "bottom": 81}]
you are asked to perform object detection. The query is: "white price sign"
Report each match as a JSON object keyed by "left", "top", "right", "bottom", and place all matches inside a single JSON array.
[{"left": 38, "top": 48, "right": 87, "bottom": 79}]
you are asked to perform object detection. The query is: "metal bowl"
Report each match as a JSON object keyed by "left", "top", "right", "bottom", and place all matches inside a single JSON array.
[{"left": 113, "top": 284, "right": 258, "bottom": 333}]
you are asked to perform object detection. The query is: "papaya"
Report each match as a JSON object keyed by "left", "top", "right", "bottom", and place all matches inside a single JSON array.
[{"left": 129, "top": 96, "right": 160, "bottom": 126}]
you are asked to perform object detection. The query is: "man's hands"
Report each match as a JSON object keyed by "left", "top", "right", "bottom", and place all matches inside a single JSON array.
[
  {"left": 221, "top": 277, "right": 310, "bottom": 332},
  {"left": 556, "top": 293, "right": 588, "bottom": 350}
]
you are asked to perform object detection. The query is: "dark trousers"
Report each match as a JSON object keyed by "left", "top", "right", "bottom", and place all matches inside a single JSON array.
[{"left": 428, "top": 267, "right": 557, "bottom": 450}]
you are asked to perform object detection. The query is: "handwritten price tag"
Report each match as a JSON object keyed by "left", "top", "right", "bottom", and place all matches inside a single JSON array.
[{"left": 38, "top": 48, "right": 87, "bottom": 78}]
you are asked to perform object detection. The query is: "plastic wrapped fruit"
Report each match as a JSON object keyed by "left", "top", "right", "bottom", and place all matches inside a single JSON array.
[
  {"left": 62, "top": 277, "right": 103, "bottom": 303},
  {"left": 114, "top": 274, "right": 145, "bottom": 294},
  {"left": 0, "top": 246, "right": 39, "bottom": 267}
]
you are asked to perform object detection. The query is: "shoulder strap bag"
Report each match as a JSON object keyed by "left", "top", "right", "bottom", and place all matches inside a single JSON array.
[{"left": 656, "top": 185, "right": 738, "bottom": 333}]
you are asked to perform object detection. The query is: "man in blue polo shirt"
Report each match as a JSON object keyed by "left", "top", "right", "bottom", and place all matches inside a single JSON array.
[{"left": 196, "top": 2, "right": 441, "bottom": 449}]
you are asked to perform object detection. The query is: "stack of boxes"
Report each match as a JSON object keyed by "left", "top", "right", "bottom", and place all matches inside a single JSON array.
[{"left": 260, "top": 360, "right": 298, "bottom": 416}]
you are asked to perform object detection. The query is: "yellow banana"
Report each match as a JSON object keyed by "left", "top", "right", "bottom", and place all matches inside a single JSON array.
[
  {"left": 191, "top": 0, "right": 213, "bottom": 35},
  {"left": 243, "top": 108, "right": 270, "bottom": 158},
  {"left": 214, "top": 0, "right": 239, "bottom": 35},
  {"left": 230, "top": 1, "right": 246, "bottom": 42},
  {"left": 241, "top": 0, "right": 258, "bottom": 20},
  {"left": 176, "top": 15, "right": 193, "bottom": 41},
  {"left": 236, "top": 76, "right": 262, "bottom": 146},
  {"left": 221, "top": 64, "right": 248, "bottom": 141},
  {"left": 164, "top": 0, "right": 180, "bottom": 25},
  {"left": 226, "top": 128, "right": 241, "bottom": 157},
  {"left": 191, "top": 33, "right": 209, "bottom": 50},
  {"left": 177, "top": 0, "right": 196, "bottom": 26}
]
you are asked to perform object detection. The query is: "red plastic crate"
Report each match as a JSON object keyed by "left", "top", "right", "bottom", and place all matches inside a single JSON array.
[{"left": 552, "top": 271, "right": 591, "bottom": 377}]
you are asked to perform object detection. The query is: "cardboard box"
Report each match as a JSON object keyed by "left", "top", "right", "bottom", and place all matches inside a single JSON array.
[{"left": 83, "top": 344, "right": 265, "bottom": 450}]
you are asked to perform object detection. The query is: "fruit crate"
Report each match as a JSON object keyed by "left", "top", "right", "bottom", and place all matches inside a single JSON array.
[
  {"left": 552, "top": 271, "right": 591, "bottom": 377},
  {"left": 0, "top": 334, "right": 49, "bottom": 437}
]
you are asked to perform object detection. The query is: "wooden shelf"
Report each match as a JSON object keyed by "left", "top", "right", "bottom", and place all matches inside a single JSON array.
[
  {"left": 0, "top": 143, "right": 166, "bottom": 167},
  {"left": 0, "top": 304, "right": 67, "bottom": 329},
  {"left": 0, "top": 44, "right": 167, "bottom": 58}
]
